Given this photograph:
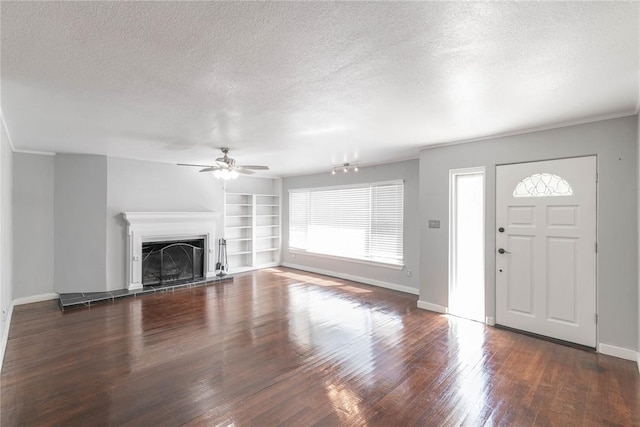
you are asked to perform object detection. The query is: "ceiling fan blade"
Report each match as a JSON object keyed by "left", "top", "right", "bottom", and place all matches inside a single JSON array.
[
  {"left": 177, "top": 163, "right": 215, "bottom": 168},
  {"left": 234, "top": 168, "right": 255, "bottom": 175},
  {"left": 199, "top": 167, "right": 223, "bottom": 172},
  {"left": 237, "top": 165, "right": 269, "bottom": 170},
  {"left": 181, "top": 149, "right": 268, "bottom": 175}
]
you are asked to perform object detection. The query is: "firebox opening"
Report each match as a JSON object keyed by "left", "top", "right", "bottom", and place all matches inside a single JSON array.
[{"left": 142, "top": 238, "right": 205, "bottom": 286}]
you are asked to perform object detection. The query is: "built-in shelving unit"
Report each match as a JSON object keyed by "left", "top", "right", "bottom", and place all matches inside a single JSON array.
[{"left": 224, "top": 192, "right": 280, "bottom": 273}]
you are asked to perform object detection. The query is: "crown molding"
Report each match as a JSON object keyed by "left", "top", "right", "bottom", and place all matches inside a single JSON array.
[
  {"left": 0, "top": 110, "right": 16, "bottom": 152},
  {"left": 420, "top": 111, "right": 638, "bottom": 152},
  {"left": 13, "top": 149, "right": 56, "bottom": 156}
]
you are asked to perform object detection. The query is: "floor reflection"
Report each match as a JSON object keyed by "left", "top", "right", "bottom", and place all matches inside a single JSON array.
[
  {"left": 325, "top": 381, "right": 367, "bottom": 425},
  {"left": 4, "top": 268, "right": 638, "bottom": 426},
  {"left": 446, "top": 316, "right": 490, "bottom": 425}
]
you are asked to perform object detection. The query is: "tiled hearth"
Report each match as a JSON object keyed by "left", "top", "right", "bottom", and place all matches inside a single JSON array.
[{"left": 58, "top": 275, "right": 233, "bottom": 311}]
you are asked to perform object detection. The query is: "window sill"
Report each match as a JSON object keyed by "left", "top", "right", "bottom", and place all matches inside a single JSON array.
[{"left": 288, "top": 249, "right": 404, "bottom": 270}]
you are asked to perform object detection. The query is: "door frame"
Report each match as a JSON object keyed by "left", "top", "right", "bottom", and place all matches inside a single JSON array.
[
  {"left": 448, "top": 166, "right": 486, "bottom": 323},
  {"left": 494, "top": 155, "right": 598, "bottom": 347}
]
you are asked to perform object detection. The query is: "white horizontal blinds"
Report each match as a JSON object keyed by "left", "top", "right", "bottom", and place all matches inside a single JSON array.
[
  {"left": 289, "top": 180, "right": 404, "bottom": 266},
  {"left": 307, "top": 187, "right": 370, "bottom": 258},
  {"left": 370, "top": 183, "right": 404, "bottom": 263},
  {"left": 289, "top": 191, "right": 308, "bottom": 249}
]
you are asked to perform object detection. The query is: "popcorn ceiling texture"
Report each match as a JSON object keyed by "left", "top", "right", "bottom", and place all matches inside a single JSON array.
[{"left": 1, "top": 1, "right": 638, "bottom": 175}]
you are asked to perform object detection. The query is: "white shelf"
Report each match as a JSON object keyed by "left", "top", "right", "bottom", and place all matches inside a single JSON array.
[
  {"left": 225, "top": 192, "right": 280, "bottom": 270},
  {"left": 256, "top": 248, "right": 279, "bottom": 253}
]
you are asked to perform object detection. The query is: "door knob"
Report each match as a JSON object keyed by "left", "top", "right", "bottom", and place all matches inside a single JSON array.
[
  {"left": 498, "top": 227, "right": 505, "bottom": 233},
  {"left": 498, "top": 248, "right": 510, "bottom": 254}
]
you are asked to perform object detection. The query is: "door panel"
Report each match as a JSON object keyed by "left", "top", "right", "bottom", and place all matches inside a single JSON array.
[
  {"left": 496, "top": 156, "right": 596, "bottom": 347},
  {"left": 546, "top": 237, "right": 577, "bottom": 324},
  {"left": 547, "top": 205, "right": 578, "bottom": 228},
  {"left": 507, "top": 235, "right": 535, "bottom": 315}
]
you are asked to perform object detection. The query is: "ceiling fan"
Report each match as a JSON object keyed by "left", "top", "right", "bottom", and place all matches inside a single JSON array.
[{"left": 178, "top": 148, "right": 269, "bottom": 180}]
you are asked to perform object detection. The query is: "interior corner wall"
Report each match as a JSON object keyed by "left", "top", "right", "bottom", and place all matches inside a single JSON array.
[
  {"left": 419, "top": 115, "right": 638, "bottom": 351},
  {"left": 106, "top": 157, "right": 226, "bottom": 291},
  {"left": 54, "top": 154, "right": 108, "bottom": 293},
  {"left": 0, "top": 120, "right": 14, "bottom": 345},
  {"left": 13, "top": 153, "right": 54, "bottom": 298},
  {"left": 281, "top": 159, "right": 420, "bottom": 294}
]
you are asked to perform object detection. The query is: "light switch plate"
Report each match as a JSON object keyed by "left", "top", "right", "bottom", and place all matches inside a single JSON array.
[{"left": 428, "top": 220, "right": 440, "bottom": 229}]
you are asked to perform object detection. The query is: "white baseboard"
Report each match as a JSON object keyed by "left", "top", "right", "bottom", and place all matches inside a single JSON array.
[
  {"left": 417, "top": 300, "right": 448, "bottom": 314},
  {"left": 598, "top": 343, "right": 638, "bottom": 362},
  {"left": 637, "top": 352, "right": 640, "bottom": 375},
  {"left": 1, "top": 292, "right": 59, "bottom": 373},
  {"left": 230, "top": 262, "right": 281, "bottom": 275},
  {"left": 485, "top": 316, "right": 496, "bottom": 326},
  {"left": 13, "top": 292, "right": 58, "bottom": 306},
  {"left": 281, "top": 263, "right": 419, "bottom": 295},
  {"left": 0, "top": 302, "right": 14, "bottom": 373}
]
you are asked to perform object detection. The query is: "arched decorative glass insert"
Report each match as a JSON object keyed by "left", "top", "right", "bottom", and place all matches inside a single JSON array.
[{"left": 513, "top": 173, "right": 573, "bottom": 197}]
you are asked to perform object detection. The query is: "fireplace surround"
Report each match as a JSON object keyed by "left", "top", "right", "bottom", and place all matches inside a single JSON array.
[{"left": 122, "top": 212, "right": 217, "bottom": 290}]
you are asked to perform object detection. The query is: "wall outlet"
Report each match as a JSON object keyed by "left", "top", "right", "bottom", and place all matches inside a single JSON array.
[
  {"left": 428, "top": 220, "right": 440, "bottom": 229},
  {"left": 1, "top": 310, "right": 5, "bottom": 322}
]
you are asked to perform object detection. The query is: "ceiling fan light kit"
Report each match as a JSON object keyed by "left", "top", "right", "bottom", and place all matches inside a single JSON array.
[
  {"left": 178, "top": 148, "right": 269, "bottom": 180},
  {"left": 332, "top": 163, "right": 359, "bottom": 175},
  {"left": 213, "top": 169, "right": 239, "bottom": 180}
]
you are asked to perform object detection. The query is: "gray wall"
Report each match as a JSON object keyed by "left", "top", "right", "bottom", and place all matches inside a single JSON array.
[
  {"left": 13, "top": 153, "right": 54, "bottom": 298},
  {"left": 105, "top": 157, "right": 278, "bottom": 290},
  {"left": 0, "top": 121, "right": 13, "bottom": 346},
  {"left": 54, "top": 154, "right": 108, "bottom": 293},
  {"left": 7, "top": 153, "right": 279, "bottom": 294},
  {"left": 419, "top": 115, "right": 638, "bottom": 351},
  {"left": 106, "top": 157, "right": 225, "bottom": 290},
  {"left": 281, "top": 159, "right": 420, "bottom": 293},
  {"left": 226, "top": 176, "right": 280, "bottom": 196}
]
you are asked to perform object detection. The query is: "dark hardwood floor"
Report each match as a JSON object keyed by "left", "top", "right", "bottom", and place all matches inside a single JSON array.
[{"left": 1, "top": 267, "right": 639, "bottom": 426}]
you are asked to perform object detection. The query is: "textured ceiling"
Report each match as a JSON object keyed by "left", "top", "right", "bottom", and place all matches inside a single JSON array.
[{"left": 2, "top": 2, "right": 639, "bottom": 176}]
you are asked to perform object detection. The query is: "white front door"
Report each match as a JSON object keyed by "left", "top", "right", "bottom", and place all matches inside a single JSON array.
[{"left": 496, "top": 156, "right": 596, "bottom": 347}]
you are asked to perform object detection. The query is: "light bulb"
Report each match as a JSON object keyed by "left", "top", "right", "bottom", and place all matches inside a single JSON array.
[
  {"left": 354, "top": 166, "right": 359, "bottom": 172},
  {"left": 331, "top": 169, "right": 336, "bottom": 175},
  {"left": 213, "top": 168, "right": 239, "bottom": 180}
]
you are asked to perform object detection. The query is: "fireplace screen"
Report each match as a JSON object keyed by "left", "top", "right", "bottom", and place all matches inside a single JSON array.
[{"left": 142, "top": 239, "right": 205, "bottom": 286}]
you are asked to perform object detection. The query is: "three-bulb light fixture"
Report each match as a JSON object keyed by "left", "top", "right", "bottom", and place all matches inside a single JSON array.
[
  {"left": 213, "top": 168, "right": 239, "bottom": 180},
  {"left": 331, "top": 162, "right": 359, "bottom": 175}
]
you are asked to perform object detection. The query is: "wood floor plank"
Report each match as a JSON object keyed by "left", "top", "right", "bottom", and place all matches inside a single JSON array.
[{"left": 1, "top": 267, "right": 638, "bottom": 426}]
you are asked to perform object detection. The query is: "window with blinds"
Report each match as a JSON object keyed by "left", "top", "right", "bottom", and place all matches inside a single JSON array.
[{"left": 289, "top": 181, "right": 404, "bottom": 266}]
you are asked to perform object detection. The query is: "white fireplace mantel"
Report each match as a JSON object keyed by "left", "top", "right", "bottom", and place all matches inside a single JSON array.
[{"left": 122, "top": 212, "right": 218, "bottom": 290}]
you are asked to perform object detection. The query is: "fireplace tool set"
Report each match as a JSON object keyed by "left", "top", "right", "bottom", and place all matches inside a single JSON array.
[{"left": 215, "top": 238, "right": 229, "bottom": 276}]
